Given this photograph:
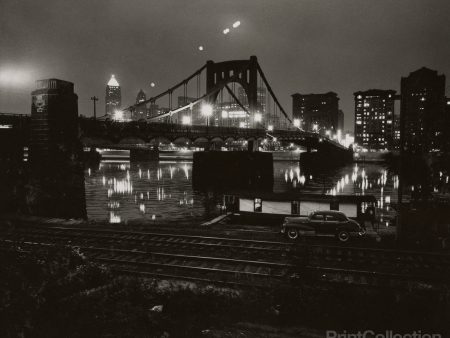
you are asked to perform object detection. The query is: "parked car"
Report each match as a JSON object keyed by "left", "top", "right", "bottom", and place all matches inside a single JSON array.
[{"left": 281, "top": 210, "right": 365, "bottom": 242}]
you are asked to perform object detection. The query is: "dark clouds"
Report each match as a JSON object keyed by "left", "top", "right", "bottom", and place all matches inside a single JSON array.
[{"left": 1, "top": 0, "right": 449, "bottom": 130}]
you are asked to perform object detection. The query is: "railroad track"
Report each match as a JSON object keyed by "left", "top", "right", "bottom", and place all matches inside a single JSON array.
[
  {"left": 1, "top": 224, "right": 450, "bottom": 286},
  {"left": 0, "top": 239, "right": 293, "bottom": 288},
  {"left": 304, "top": 244, "right": 450, "bottom": 278},
  {"left": 0, "top": 225, "right": 292, "bottom": 262}
]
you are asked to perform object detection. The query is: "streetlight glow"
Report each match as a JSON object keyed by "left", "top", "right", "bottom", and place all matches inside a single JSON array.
[
  {"left": 114, "top": 109, "right": 124, "bottom": 121},
  {"left": 201, "top": 104, "right": 213, "bottom": 117},
  {"left": 221, "top": 110, "right": 228, "bottom": 118},
  {"left": 293, "top": 119, "right": 300, "bottom": 128},
  {"left": 232, "top": 21, "right": 241, "bottom": 28},
  {"left": 267, "top": 125, "right": 274, "bottom": 131},
  {"left": 223, "top": 28, "right": 230, "bottom": 34},
  {"left": 182, "top": 116, "right": 192, "bottom": 125},
  {"left": 254, "top": 112, "right": 262, "bottom": 122}
]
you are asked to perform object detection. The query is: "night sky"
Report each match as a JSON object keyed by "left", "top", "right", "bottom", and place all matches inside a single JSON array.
[{"left": 1, "top": 0, "right": 449, "bottom": 131}]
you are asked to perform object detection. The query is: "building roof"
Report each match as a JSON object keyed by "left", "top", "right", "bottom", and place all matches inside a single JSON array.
[
  {"left": 228, "top": 191, "right": 376, "bottom": 203},
  {"left": 354, "top": 89, "right": 396, "bottom": 97},
  {"left": 107, "top": 75, "right": 120, "bottom": 87},
  {"left": 291, "top": 92, "right": 338, "bottom": 98}
]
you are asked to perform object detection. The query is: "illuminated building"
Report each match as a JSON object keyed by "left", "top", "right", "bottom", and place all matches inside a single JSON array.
[
  {"left": 400, "top": 67, "right": 446, "bottom": 153},
  {"left": 393, "top": 115, "right": 401, "bottom": 150},
  {"left": 354, "top": 89, "right": 396, "bottom": 151},
  {"left": 291, "top": 92, "right": 340, "bottom": 133},
  {"left": 105, "top": 75, "right": 121, "bottom": 118}
]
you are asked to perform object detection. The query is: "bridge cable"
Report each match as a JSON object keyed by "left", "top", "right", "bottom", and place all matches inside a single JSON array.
[
  {"left": 122, "top": 64, "right": 207, "bottom": 112},
  {"left": 256, "top": 64, "right": 292, "bottom": 124}
]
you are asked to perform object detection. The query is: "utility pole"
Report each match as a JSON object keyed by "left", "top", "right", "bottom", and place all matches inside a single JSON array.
[{"left": 90, "top": 96, "right": 98, "bottom": 120}]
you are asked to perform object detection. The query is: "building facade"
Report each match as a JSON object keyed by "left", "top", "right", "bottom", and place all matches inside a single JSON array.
[
  {"left": 133, "top": 89, "right": 147, "bottom": 121},
  {"left": 354, "top": 89, "right": 396, "bottom": 151},
  {"left": 400, "top": 67, "right": 446, "bottom": 153},
  {"left": 291, "top": 92, "right": 340, "bottom": 133},
  {"left": 105, "top": 75, "right": 121, "bottom": 118}
]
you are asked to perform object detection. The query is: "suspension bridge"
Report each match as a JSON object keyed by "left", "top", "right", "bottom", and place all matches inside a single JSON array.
[{"left": 0, "top": 56, "right": 351, "bottom": 158}]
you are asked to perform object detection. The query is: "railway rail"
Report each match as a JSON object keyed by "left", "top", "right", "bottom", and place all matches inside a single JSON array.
[{"left": 1, "top": 224, "right": 450, "bottom": 287}]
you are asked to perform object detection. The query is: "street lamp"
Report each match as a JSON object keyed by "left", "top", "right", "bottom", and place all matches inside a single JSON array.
[
  {"left": 293, "top": 118, "right": 300, "bottom": 128},
  {"left": 267, "top": 125, "right": 274, "bottom": 131},
  {"left": 312, "top": 123, "right": 318, "bottom": 132},
  {"left": 201, "top": 104, "right": 213, "bottom": 126}
]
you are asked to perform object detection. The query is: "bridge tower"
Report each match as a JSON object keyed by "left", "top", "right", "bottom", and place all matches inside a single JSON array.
[{"left": 206, "top": 55, "right": 259, "bottom": 113}]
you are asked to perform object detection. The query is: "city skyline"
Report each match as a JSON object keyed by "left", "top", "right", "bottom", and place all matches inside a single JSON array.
[{"left": 1, "top": 0, "right": 450, "bottom": 131}]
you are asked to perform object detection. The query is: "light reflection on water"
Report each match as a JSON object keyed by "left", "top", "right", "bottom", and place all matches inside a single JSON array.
[{"left": 85, "top": 160, "right": 401, "bottom": 224}]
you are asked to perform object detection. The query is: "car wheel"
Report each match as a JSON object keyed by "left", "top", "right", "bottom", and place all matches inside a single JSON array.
[
  {"left": 337, "top": 230, "right": 350, "bottom": 242},
  {"left": 287, "top": 229, "right": 299, "bottom": 240}
]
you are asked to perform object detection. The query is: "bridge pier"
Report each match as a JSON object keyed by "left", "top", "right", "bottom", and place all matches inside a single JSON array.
[
  {"left": 193, "top": 151, "right": 273, "bottom": 190},
  {"left": 130, "top": 147, "right": 159, "bottom": 161},
  {"left": 247, "top": 140, "right": 259, "bottom": 152}
]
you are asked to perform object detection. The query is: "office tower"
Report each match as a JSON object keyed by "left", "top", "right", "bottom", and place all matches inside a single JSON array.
[{"left": 354, "top": 89, "right": 396, "bottom": 150}]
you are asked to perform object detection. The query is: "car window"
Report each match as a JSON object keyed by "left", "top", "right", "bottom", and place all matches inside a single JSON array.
[
  {"left": 311, "top": 213, "right": 323, "bottom": 221},
  {"left": 326, "top": 215, "right": 340, "bottom": 221}
]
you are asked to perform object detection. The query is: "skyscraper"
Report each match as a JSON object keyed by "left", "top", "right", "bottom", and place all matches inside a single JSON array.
[
  {"left": 400, "top": 67, "right": 446, "bottom": 153},
  {"left": 105, "top": 75, "right": 121, "bottom": 118},
  {"left": 291, "top": 92, "right": 339, "bottom": 133},
  {"left": 354, "top": 89, "right": 396, "bottom": 150}
]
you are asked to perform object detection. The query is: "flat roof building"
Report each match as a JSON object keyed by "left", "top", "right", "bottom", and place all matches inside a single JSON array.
[{"left": 354, "top": 89, "right": 396, "bottom": 151}]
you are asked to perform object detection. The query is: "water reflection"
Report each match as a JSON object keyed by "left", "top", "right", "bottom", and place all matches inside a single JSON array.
[{"left": 85, "top": 160, "right": 403, "bottom": 224}]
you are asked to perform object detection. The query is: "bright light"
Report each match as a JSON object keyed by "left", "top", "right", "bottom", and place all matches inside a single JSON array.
[
  {"left": 232, "top": 21, "right": 241, "bottom": 28},
  {"left": 239, "top": 121, "right": 246, "bottom": 128},
  {"left": 201, "top": 104, "right": 213, "bottom": 117},
  {"left": 0, "top": 66, "right": 34, "bottom": 87},
  {"left": 198, "top": 46, "right": 204, "bottom": 51},
  {"left": 221, "top": 110, "right": 228, "bottom": 118},
  {"left": 228, "top": 110, "right": 246, "bottom": 118},
  {"left": 182, "top": 116, "right": 192, "bottom": 125},
  {"left": 254, "top": 113, "right": 262, "bottom": 122},
  {"left": 267, "top": 125, "right": 273, "bottom": 131},
  {"left": 337, "top": 129, "right": 342, "bottom": 141},
  {"left": 223, "top": 28, "right": 230, "bottom": 34},
  {"left": 273, "top": 137, "right": 277, "bottom": 142},
  {"left": 107, "top": 75, "right": 119, "bottom": 87},
  {"left": 312, "top": 124, "right": 318, "bottom": 131},
  {"left": 325, "top": 130, "right": 331, "bottom": 136},
  {"left": 293, "top": 119, "right": 300, "bottom": 128},
  {"left": 150, "top": 82, "right": 155, "bottom": 87},
  {"left": 114, "top": 110, "right": 124, "bottom": 121}
]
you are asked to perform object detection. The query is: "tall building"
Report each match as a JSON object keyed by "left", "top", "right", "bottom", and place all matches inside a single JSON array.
[
  {"left": 105, "top": 75, "right": 121, "bottom": 118},
  {"left": 30, "top": 79, "right": 79, "bottom": 166},
  {"left": 393, "top": 114, "right": 401, "bottom": 150},
  {"left": 291, "top": 92, "right": 339, "bottom": 133},
  {"left": 400, "top": 67, "right": 446, "bottom": 153},
  {"left": 133, "top": 89, "right": 147, "bottom": 121},
  {"left": 354, "top": 89, "right": 396, "bottom": 151}
]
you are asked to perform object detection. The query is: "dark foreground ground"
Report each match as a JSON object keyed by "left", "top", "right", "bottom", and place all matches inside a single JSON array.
[{"left": 1, "top": 217, "right": 449, "bottom": 337}]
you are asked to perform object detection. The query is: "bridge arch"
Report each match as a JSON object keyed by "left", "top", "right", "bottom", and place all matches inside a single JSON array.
[{"left": 206, "top": 56, "right": 258, "bottom": 112}]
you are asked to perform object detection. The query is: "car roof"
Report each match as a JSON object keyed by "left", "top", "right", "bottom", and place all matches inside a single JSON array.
[{"left": 313, "top": 210, "right": 346, "bottom": 215}]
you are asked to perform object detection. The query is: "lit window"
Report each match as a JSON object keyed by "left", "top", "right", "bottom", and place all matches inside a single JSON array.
[{"left": 254, "top": 198, "right": 262, "bottom": 212}]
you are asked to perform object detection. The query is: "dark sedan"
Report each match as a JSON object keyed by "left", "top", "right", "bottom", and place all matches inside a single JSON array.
[{"left": 281, "top": 210, "right": 365, "bottom": 242}]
